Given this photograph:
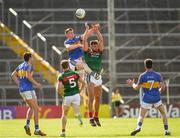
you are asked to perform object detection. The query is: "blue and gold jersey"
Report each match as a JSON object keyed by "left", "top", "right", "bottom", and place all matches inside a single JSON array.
[
  {"left": 137, "top": 71, "right": 163, "bottom": 103},
  {"left": 64, "top": 35, "right": 84, "bottom": 60},
  {"left": 16, "top": 62, "right": 34, "bottom": 92}
]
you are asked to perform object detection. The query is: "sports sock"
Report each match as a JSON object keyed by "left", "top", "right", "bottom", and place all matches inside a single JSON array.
[
  {"left": 26, "top": 119, "right": 30, "bottom": 127},
  {"left": 164, "top": 124, "right": 168, "bottom": 133},
  {"left": 62, "top": 129, "right": 65, "bottom": 133},
  {"left": 94, "top": 112, "right": 99, "bottom": 118},
  {"left": 137, "top": 122, "right": 142, "bottom": 129},
  {"left": 89, "top": 112, "right": 93, "bottom": 118},
  {"left": 35, "top": 125, "right": 40, "bottom": 132}
]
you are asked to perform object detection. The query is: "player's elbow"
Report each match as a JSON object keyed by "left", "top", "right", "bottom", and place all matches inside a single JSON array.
[
  {"left": 11, "top": 73, "right": 14, "bottom": 78},
  {"left": 11, "top": 71, "right": 16, "bottom": 78}
]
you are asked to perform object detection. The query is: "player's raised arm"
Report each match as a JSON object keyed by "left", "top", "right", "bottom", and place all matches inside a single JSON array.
[
  {"left": 81, "top": 22, "right": 94, "bottom": 41},
  {"left": 11, "top": 70, "right": 19, "bottom": 86},
  {"left": 94, "top": 24, "right": 104, "bottom": 51},
  {"left": 83, "top": 23, "right": 90, "bottom": 51}
]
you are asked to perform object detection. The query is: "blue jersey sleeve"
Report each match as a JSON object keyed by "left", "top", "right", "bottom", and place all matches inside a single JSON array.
[
  {"left": 16, "top": 66, "right": 19, "bottom": 72},
  {"left": 137, "top": 74, "right": 144, "bottom": 85}
]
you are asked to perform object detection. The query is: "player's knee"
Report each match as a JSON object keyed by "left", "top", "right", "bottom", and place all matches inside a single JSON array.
[
  {"left": 160, "top": 110, "right": 166, "bottom": 117},
  {"left": 95, "top": 96, "right": 100, "bottom": 102},
  {"left": 76, "top": 63, "right": 83, "bottom": 70},
  {"left": 88, "top": 97, "right": 94, "bottom": 103},
  {"left": 33, "top": 106, "right": 39, "bottom": 112}
]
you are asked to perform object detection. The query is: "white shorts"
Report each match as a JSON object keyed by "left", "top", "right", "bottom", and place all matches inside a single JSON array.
[
  {"left": 20, "top": 90, "right": 37, "bottom": 101},
  {"left": 86, "top": 74, "right": 103, "bottom": 86},
  {"left": 63, "top": 93, "right": 80, "bottom": 106},
  {"left": 141, "top": 100, "right": 162, "bottom": 109},
  {"left": 69, "top": 58, "right": 83, "bottom": 71}
]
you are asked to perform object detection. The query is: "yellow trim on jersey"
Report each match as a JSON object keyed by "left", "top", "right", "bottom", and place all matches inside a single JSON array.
[
  {"left": 17, "top": 70, "right": 27, "bottom": 78},
  {"left": 71, "top": 41, "right": 81, "bottom": 46},
  {"left": 17, "top": 70, "right": 33, "bottom": 78},
  {"left": 142, "top": 82, "right": 160, "bottom": 89}
]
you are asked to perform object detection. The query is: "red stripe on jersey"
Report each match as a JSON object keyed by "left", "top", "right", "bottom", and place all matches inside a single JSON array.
[{"left": 63, "top": 74, "right": 78, "bottom": 82}]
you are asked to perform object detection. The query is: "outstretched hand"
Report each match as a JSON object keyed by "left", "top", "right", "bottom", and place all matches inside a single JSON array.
[
  {"left": 92, "top": 23, "right": 100, "bottom": 32},
  {"left": 126, "top": 79, "right": 135, "bottom": 86}
]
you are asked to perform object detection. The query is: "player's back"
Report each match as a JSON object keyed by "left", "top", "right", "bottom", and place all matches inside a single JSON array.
[
  {"left": 16, "top": 62, "right": 34, "bottom": 92},
  {"left": 58, "top": 70, "right": 80, "bottom": 96},
  {"left": 140, "top": 71, "right": 162, "bottom": 103},
  {"left": 64, "top": 35, "right": 84, "bottom": 60}
]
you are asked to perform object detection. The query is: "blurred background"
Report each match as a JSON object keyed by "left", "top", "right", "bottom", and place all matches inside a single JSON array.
[{"left": 0, "top": 0, "right": 180, "bottom": 118}]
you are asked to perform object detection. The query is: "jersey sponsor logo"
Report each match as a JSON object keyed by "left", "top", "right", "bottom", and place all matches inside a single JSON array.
[
  {"left": 89, "top": 52, "right": 101, "bottom": 58},
  {"left": 147, "top": 76, "right": 154, "bottom": 79},
  {"left": 63, "top": 74, "right": 78, "bottom": 82}
]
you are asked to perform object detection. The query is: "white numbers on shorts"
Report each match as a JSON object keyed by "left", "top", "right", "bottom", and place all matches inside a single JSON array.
[
  {"left": 148, "top": 80, "right": 155, "bottom": 90},
  {"left": 69, "top": 78, "right": 77, "bottom": 88}
]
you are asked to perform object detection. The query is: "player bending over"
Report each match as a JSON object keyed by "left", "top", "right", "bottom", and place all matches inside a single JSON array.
[
  {"left": 11, "top": 52, "right": 46, "bottom": 136},
  {"left": 83, "top": 23, "right": 104, "bottom": 127},
  {"left": 57, "top": 60, "right": 85, "bottom": 137},
  {"left": 64, "top": 25, "right": 102, "bottom": 86},
  {"left": 127, "top": 59, "right": 170, "bottom": 136}
]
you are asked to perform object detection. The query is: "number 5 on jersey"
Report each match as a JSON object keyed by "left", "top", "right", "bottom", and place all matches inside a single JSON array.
[{"left": 69, "top": 78, "right": 77, "bottom": 88}]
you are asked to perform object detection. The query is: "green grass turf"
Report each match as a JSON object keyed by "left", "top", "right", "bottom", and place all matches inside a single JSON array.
[{"left": 0, "top": 118, "right": 180, "bottom": 138}]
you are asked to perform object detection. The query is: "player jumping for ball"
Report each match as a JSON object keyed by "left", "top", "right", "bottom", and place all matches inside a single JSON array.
[
  {"left": 126, "top": 59, "right": 171, "bottom": 136},
  {"left": 64, "top": 25, "right": 102, "bottom": 86},
  {"left": 83, "top": 23, "right": 104, "bottom": 127},
  {"left": 57, "top": 60, "right": 85, "bottom": 137}
]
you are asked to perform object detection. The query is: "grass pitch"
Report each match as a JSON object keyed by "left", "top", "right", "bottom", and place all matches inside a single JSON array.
[{"left": 0, "top": 118, "right": 180, "bottom": 138}]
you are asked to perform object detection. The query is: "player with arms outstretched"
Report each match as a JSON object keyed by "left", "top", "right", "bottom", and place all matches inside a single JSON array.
[
  {"left": 127, "top": 59, "right": 170, "bottom": 136},
  {"left": 57, "top": 60, "right": 85, "bottom": 137},
  {"left": 83, "top": 23, "right": 104, "bottom": 126},
  {"left": 64, "top": 25, "right": 102, "bottom": 86},
  {"left": 11, "top": 52, "right": 46, "bottom": 136}
]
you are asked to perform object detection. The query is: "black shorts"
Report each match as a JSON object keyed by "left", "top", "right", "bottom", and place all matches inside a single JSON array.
[{"left": 114, "top": 101, "right": 121, "bottom": 107}]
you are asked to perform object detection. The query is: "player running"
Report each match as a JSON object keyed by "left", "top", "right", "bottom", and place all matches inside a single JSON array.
[
  {"left": 11, "top": 52, "right": 46, "bottom": 136},
  {"left": 83, "top": 23, "right": 104, "bottom": 127},
  {"left": 64, "top": 25, "right": 102, "bottom": 86},
  {"left": 57, "top": 60, "right": 85, "bottom": 137},
  {"left": 126, "top": 59, "right": 171, "bottom": 136}
]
